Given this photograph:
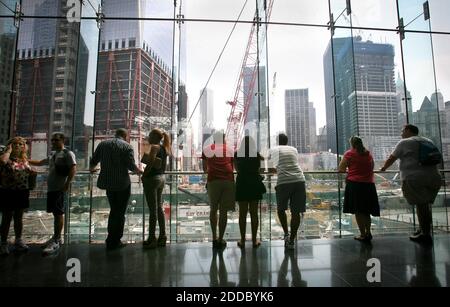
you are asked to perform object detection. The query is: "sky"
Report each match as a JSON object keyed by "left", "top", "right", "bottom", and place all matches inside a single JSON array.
[
  {"left": 72, "top": 0, "right": 450, "bottom": 137},
  {"left": 182, "top": 0, "right": 450, "bottom": 145}
]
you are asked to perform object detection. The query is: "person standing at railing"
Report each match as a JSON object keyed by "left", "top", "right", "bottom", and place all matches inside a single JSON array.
[
  {"left": 338, "top": 136, "right": 379, "bottom": 243},
  {"left": 234, "top": 136, "right": 266, "bottom": 248},
  {"left": 89, "top": 128, "right": 143, "bottom": 250},
  {"left": 141, "top": 128, "right": 171, "bottom": 249},
  {"left": 202, "top": 131, "right": 235, "bottom": 250},
  {"left": 268, "top": 133, "right": 306, "bottom": 250},
  {"left": 0, "top": 137, "right": 36, "bottom": 255},
  {"left": 380, "top": 124, "right": 441, "bottom": 245},
  {"left": 29, "top": 132, "right": 76, "bottom": 255}
]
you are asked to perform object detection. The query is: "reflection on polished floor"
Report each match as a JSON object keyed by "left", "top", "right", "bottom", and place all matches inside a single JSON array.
[{"left": 0, "top": 234, "right": 449, "bottom": 287}]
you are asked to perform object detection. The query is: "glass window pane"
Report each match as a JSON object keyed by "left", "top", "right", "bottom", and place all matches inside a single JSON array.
[
  {"left": 350, "top": 0, "right": 398, "bottom": 29},
  {"left": 14, "top": 16, "right": 81, "bottom": 157},
  {"left": 0, "top": 15, "right": 17, "bottom": 144},
  {"left": 184, "top": 0, "right": 254, "bottom": 21},
  {"left": 270, "top": 0, "right": 329, "bottom": 26},
  {"left": 398, "top": 0, "right": 429, "bottom": 32},
  {"left": 21, "top": 0, "right": 69, "bottom": 17},
  {"left": 432, "top": 34, "right": 450, "bottom": 168},
  {"left": 101, "top": 0, "right": 174, "bottom": 19},
  {"left": 428, "top": 0, "right": 450, "bottom": 32}
]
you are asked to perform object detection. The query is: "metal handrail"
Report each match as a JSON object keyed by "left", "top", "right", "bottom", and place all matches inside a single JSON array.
[{"left": 34, "top": 169, "right": 450, "bottom": 175}]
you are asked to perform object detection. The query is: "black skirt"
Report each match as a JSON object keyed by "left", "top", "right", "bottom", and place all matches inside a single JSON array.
[
  {"left": 0, "top": 188, "right": 30, "bottom": 212},
  {"left": 343, "top": 180, "right": 380, "bottom": 216},
  {"left": 235, "top": 174, "right": 266, "bottom": 202}
]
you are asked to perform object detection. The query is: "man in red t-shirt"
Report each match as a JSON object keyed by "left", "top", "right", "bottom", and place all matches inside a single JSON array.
[{"left": 202, "top": 131, "right": 235, "bottom": 249}]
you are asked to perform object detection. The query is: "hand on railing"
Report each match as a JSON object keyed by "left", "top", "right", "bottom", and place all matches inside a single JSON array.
[
  {"left": 89, "top": 167, "right": 99, "bottom": 174},
  {"left": 135, "top": 168, "right": 144, "bottom": 176}
]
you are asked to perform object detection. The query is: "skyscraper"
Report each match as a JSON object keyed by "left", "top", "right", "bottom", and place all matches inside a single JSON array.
[
  {"left": 244, "top": 66, "right": 267, "bottom": 125},
  {"left": 323, "top": 36, "right": 399, "bottom": 160},
  {"left": 199, "top": 88, "right": 214, "bottom": 147},
  {"left": 284, "top": 88, "right": 316, "bottom": 153},
  {"left": 243, "top": 66, "right": 268, "bottom": 149},
  {"left": 94, "top": 0, "right": 175, "bottom": 142},
  {"left": 0, "top": 2, "right": 16, "bottom": 144},
  {"left": 14, "top": 0, "right": 88, "bottom": 160},
  {"left": 396, "top": 73, "right": 412, "bottom": 131},
  {"left": 431, "top": 91, "right": 445, "bottom": 111},
  {"left": 413, "top": 95, "right": 446, "bottom": 150},
  {"left": 177, "top": 84, "right": 188, "bottom": 122}
]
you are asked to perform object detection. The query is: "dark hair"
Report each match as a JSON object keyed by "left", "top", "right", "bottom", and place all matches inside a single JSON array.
[
  {"left": 277, "top": 133, "right": 288, "bottom": 146},
  {"left": 404, "top": 124, "right": 419, "bottom": 135},
  {"left": 350, "top": 136, "right": 367, "bottom": 155},
  {"left": 237, "top": 136, "right": 261, "bottom": 159},
  {"left": 52, "top": 132, "right": 65, "bottom": 141},
  {"left": 213, "top": 130, "right": 225, "bottom": 145},
  {"left": 115, "top": 128, "right": 128, "bottom": 139}
]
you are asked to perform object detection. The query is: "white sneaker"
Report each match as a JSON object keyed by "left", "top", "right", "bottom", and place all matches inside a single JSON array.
[
  {"left": 14, "top": 239, "right": 29, "bottom": 252},
  {"left": 41, "top": 237, "right": 55, "bottom": 249},
  {"left": 0, "top": 243, "right": 9, "bottom": 256},
  {"left": 43, "top": 239, "right": 61, "bottom": 255}
]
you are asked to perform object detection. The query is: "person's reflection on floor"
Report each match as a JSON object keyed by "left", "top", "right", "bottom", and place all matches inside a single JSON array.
[
  {"left": 409, "top": 244, "right": 441, "bottom": 287},
  {"left": 146, "top": 247, "right": 167, "bottom": 286},
  {"left": 277, "top": 250, "right": 307, "bottom": 287},
  {"left": 359, "top": 240, "right": 373, "bottom": 260},
  {"left": 238, "top": 248, "right": 259, "bottom": 286},
  {"left": 103, "top": 248, "right": 125, "bottom": 286},
  {"left": 210, "top": 249, "right": 235, "bottom": 287}
]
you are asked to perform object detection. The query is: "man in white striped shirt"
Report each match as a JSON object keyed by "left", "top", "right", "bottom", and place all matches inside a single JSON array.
[
  {"left": 90, "top": 128, "right": 143, "bottom": 250},
  {"left": 268, "top": 133, "right": 306, "bottom": 250}
]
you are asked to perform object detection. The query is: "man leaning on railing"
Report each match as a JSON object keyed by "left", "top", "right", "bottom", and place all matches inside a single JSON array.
[{"left": 380, "top": 124, "right": 441, "bottom": 246}]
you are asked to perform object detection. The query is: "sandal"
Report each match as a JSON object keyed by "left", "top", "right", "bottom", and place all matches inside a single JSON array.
[
  {"left": 157, "top": 235, "right": 167, "bottom": 247},
  {"left": 252, "top": 240, "right": 261, "bottom": 248},
  {"left": 143, "top": 237, "right": 157, "bottom": 249},
  {"left": 354, "top": 236, "right": 366, "bottom": 242},
  {"left": 237, "top": 240, "right": 245, "bottom": 248}
]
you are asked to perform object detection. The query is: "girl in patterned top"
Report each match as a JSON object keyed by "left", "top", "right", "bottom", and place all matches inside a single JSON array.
[{"left": 0, "top": 137, "right": 35, "bottom": 255}]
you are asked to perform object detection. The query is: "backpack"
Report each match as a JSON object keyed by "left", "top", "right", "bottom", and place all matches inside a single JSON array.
[
  {"left": 52, "top": 148, "right": 72, "bottom": 176},
  {"left": 415, "top": 138, "right": 442, "bottom": 166}
]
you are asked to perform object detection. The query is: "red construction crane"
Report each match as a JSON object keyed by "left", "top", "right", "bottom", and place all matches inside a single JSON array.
[{"left": 225, "top": 0, "right": 274, "bottom": 149}]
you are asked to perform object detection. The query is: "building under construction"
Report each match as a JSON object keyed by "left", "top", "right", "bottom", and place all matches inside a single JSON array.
[
  {"left": 93, "top": 0, "right": 175, "bottom": 158},
  {"left": 94, "top": 47, "right": 173, "bottom": 142},
  {"left": 13, "top": 0, "right": 88, "bottom": 162}
]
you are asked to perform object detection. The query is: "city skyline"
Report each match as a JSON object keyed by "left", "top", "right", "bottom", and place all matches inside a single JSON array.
[
  {"left": 1, "top": 1, "right": 450, "bottom": 160},
  {"left": 284, "top": 88, "right": 316, "bottom": 154}
]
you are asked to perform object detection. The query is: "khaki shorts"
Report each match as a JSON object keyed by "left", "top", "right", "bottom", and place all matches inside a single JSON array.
[
  {"left": 207, "top": 180, "right": 236, "bottom": 211},
  {"left": 402, "top": 175, "right": 441, "bottom": 205}
]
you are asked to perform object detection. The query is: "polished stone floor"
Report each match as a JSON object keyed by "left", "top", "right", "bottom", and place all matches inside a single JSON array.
[{"left": 0, "top": 234, "right": 449, "bottom": 287}]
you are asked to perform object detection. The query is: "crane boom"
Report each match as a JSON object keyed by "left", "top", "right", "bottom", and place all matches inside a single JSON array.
[{"left": 225, "top": 0, "right": 274, "bottom": 149}]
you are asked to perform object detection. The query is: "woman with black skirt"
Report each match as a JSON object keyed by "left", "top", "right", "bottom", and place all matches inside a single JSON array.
[
  {"left": 234, "top": 136, "right": 266, "bottom": 248},
  {"left": 339, "top": 136, "right": 380, "bottom": 242}
]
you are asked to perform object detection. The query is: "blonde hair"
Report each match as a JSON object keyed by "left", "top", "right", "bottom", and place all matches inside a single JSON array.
[
  {"left": 7, "top": 136, "right": 28, "bottom": 160},
  {"left": 149, "top": 128, "right": 172, "bottom": 156}
]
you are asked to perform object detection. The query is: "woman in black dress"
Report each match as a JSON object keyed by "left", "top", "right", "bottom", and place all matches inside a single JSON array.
[{"left": 234, "top": 136, "right": 266, "bottom": 248}]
